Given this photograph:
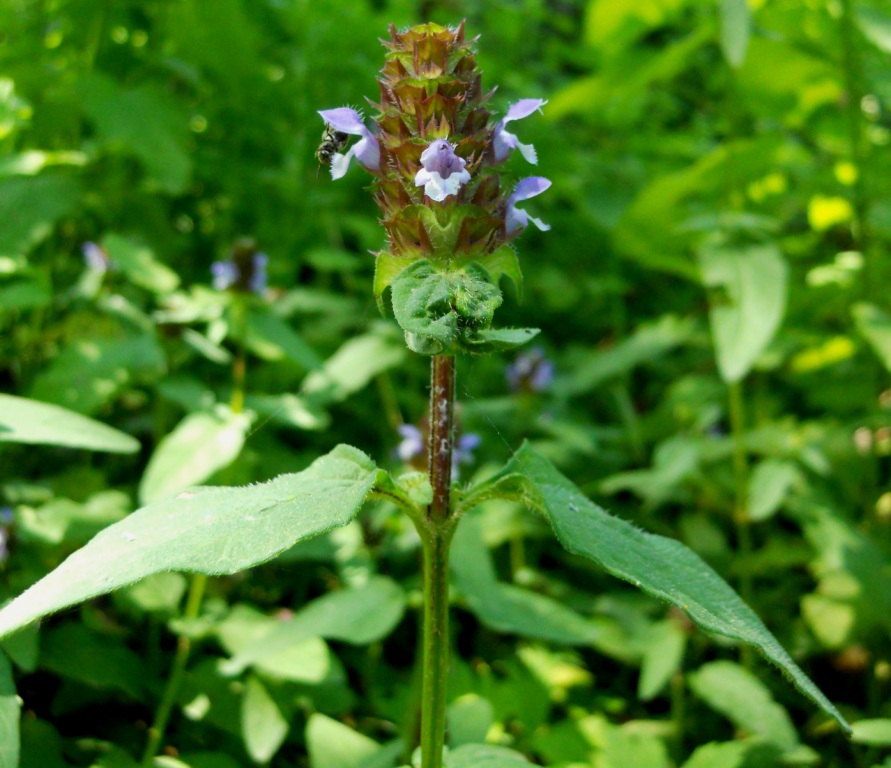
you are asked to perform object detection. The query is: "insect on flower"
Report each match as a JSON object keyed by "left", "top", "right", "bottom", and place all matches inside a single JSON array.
[{"left": 315, "top": 123, "right": 350, "bottom": 176}]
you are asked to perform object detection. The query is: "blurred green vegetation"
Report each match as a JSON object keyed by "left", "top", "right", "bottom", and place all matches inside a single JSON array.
[{"left": 2, "top": 0, "right": 891, "bottom": 766}]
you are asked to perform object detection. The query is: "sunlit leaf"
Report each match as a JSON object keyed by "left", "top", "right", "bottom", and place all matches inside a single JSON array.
[
  {"left": 0, "top": 445, "right": 378, "bottom": 638},
  {"left": 138, "top": 408, "right": 251, "bottom": 504},
  {"left": 462, "top": 443, "right": 851, "bottom": 734},
  {"left": 689, "top": 661, "right": 799, "bottom": 750},
  {"left": 0, "top": 394, "right": 139, "bottom": 453}
]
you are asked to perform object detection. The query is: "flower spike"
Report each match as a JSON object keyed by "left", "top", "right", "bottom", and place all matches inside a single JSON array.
[
  {"left": 317, "top": 107, "right": 381, "bottom": 179},
  {"left": 493, "top": 99, "right": 547, "bottom": 164}
]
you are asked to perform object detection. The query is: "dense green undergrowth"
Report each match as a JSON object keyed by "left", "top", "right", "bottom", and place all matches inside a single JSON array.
[{"left": 1, "top": 0, "right": 891, "bottom": 766}]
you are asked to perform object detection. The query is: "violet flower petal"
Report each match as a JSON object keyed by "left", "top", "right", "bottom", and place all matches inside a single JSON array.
[
  {"left": 493, "top": 98, "right": 547, "bottom": 164},
  {"left": 211, "top": 260, "right": 239, "bottom": 291},
  {"left": 318, "top": 108, "right": 381, "bottom": 178},
  {"left": 414, "top": 139, "right": 471, "bottom": 202},
  {"left": 506, "top": 176, "right": 552, "bottom": 235}
]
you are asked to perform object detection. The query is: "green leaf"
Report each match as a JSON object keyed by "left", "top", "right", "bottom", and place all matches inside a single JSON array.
[
  {"left": 852, "top": 302, "right": 891, "bottom": 373},
  {"left": 0, "top": 175, "right": 80, "bottom": 259},
  {"left": 221, "top": 576, "right": 406, "bottom": 675},
  {"left": 0, "top": 653, "right": 19, "bottom": 768},
  {"left": 447, "top": 694, "right": 494, "bottom": 748},
  {"left": 720, "top": 0, "right": 751, "bottom": 68},
  {"left": 29, "top": 334, "right": 166, "bottom": 415},
  {"left": 680, "top": 740, "right": 760, "bottom": 768},
  {"left": 445, "top": 744, "right": 531, "bottom": 768},
  {"left": 302, "top": 332, "right": 406, "bottom": 403},
  {"left": 851, "top": 718, "right": 891, "bottom": 746},
  {"left": 138, "top": 408, "right": 251, "bottom": 504},
  {"left": 747, "top": 459, "right": 799, "bottom": 522},
  {"left": 559, "top": 315, "right": 695, "bottom": 396},
  {"left": 0, "top": 445, "right": 377, "bottom": 638},
  {"left": 242, "top": 675, "right": 289, "bottom": 763},
  {"left": 464, "top": 327, "right": 540, "bottom": 353},
  {"left": 0, "top": 394, "right": 139, "bottom": 453},
  {"left": 306, "top": 714, "right": 380, "bottom": 768},
  {"left": 856, "top": 7, "right": 891, "bottom": 53},
  {"left": 689, "top": 661, "right": 799, "bottom": 750},
  {"left": 241, "top": 309, "right": 323, "bottom": 369},
  {"left": 462, "top": 443, "right": 851, "bottom": 734},
  {"left": 700, "top": 242, "right": 788, "bottom": 383},
  {"left": 102, "top": 233, "right": 180, "bottom": 294},
  {"left": 451, "top": 515, "right": 604, "bottom": 646},
  {"left": 81, "top": 73, "right": 191, "bottom": 194},
  {"left": 390, "top": 260, "right": 503, "bottom": 355},
  {"left": 638, "top": 619, "right": 687, "bottom": 700}
]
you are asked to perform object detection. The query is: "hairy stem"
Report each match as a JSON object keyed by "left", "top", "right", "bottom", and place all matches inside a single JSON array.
[{"left": 418, "top": 353, "right": 456, "bottom": 768}]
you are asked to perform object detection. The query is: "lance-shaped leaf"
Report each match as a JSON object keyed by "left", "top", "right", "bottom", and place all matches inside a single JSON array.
[
  {"left": 0, "top": 393, "right": 139, "bottom": 454},
  {"left": 460, "top": 442, "right": 850, "bottom": 735},
  {"left": 0, "top": 445, "right": 378, "bottom": 639}
]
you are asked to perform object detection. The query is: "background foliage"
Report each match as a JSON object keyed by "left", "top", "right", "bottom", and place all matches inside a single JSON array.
[{"left": 2, "top": 0, "right": 891, "bottom": 766}]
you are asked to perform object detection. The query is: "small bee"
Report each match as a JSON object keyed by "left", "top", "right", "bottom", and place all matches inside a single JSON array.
[{"left": 315, "top": 124, "right": 349, "bottom": 176}]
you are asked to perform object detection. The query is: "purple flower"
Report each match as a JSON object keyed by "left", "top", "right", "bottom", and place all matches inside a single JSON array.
[
  {"left": 453, "top": 433, "right": 480, "bottom": 466},
  {"left": 493, "top": 99, "right": 547, "bottom": 164},
  {"left": 397, "top": 424, "right": 425, "bottom": 462},
  {"left": 414, "top": 139, "right": 472, "bottom": 202},
  {"left": 211, "top": 252, "right": 268, "bottom": 294},
  {"left": 82, "top": 242, "right": 109, "bottom": 273},
  {"left": 249, "top": 252, "right": 268, "bottom": 294},
  {"left": 506, "top": 176, "right": 551, "bottom": 236},
  {"left": 506, "top": 348, "right": 555, "bottom": 393},
  {"left": 317, "top": 107, "right": 381, "bottom": 179},
  {"left": 0, "top": 506, "right": 12, "bottom": 564},
  {"left": 211, "top": 260, "right": 240, "bottom": 291}
]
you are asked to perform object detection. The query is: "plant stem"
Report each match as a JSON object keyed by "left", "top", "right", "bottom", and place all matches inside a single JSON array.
[
  {"left": 728, "top": 380, "right": 753, "bottom": 668},
  {"left": 417, "top": 353, "right": 456, "bottom": 768},
  {"left": 419, "top": 527, "right": 452, "bottom": 768},
  {"left": 428, "top": 355, "right": 455, "bottom": 523},
  {"left": 141, "top": 572, "right": 207, "bottom": 767}
]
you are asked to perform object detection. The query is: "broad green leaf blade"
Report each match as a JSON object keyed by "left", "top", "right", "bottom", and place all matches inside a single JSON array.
[
  {"left": 0, "top": 445, "right": 377, "bottom": 639},
  {"left": 138, "top": 408, "right": 251, "bottom": 504},
  {"left": 689, "top": 660, "right": 799, "bottom": 750},
  {"left": 474, "top": 442, "right": 850, "bottom": 734},
  {"left": 242, "top": 675, "right": 289, "bottom": 763},
  {"left": 306, "top": 714, "right": 380, "bottom": 768},
  {"left": 700, "top": 242, "right": 787, "bottom": 383},
  {"left": 446, "top": 744, "right": 531, "bottom": 768},
  {"left": 0, "top": 394, "right": 139, "bottom": 453},
  {"left": 638, "top": 619, "right": 687, "bottom": 701},
  {"left": 852, "top": 302, "right": 891, "bottom": 372},
  {"left": 222, "top": 576, "right": 406, "bottom": 674},
  {"left": 102, "top": 233, "right": 180, "bottom": 293},
  {"left": 0, "top": 653, "right": 19, "bottom": 768}
]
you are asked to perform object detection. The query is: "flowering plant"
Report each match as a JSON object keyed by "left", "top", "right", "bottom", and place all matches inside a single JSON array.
[{"left": 319, "top": 22, "right": 550, "bottom": 355}]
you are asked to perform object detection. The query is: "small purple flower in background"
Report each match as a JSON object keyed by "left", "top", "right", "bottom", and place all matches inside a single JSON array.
[
  {"left": 396, "top": 424, "right": 479, "bottom": 479},
  {"left": 397, "top": 424, "right": 425, "bottom": 462},
  {"left": 82, "top": 242, "right": 109, "bottom": 273},
  {"left": 506, "top": 177, "right": 551, "bottom": 236},
  {"left": 506, "top": 347, "right": 555, "bottom": 393},
  {"left": 453, "top": 433, "right": 481, "bottom": 474},
  {"left": 414, "top": 139, "right": 472, "bottom": 202},
  {"left": 493, "top": 99, "right": 547, "bottom": 164},
  {"left": 211, "top": 260, "right": 240, "bottom": 291},
  {"left": 316, "top": 107, "right": 381, "bottom": 180},
  {"left": 248, "top": 252, "right": 268, "bottom": 294},
  {"left": 212, "top": 240, "right": 268, "bottom": 295}
]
